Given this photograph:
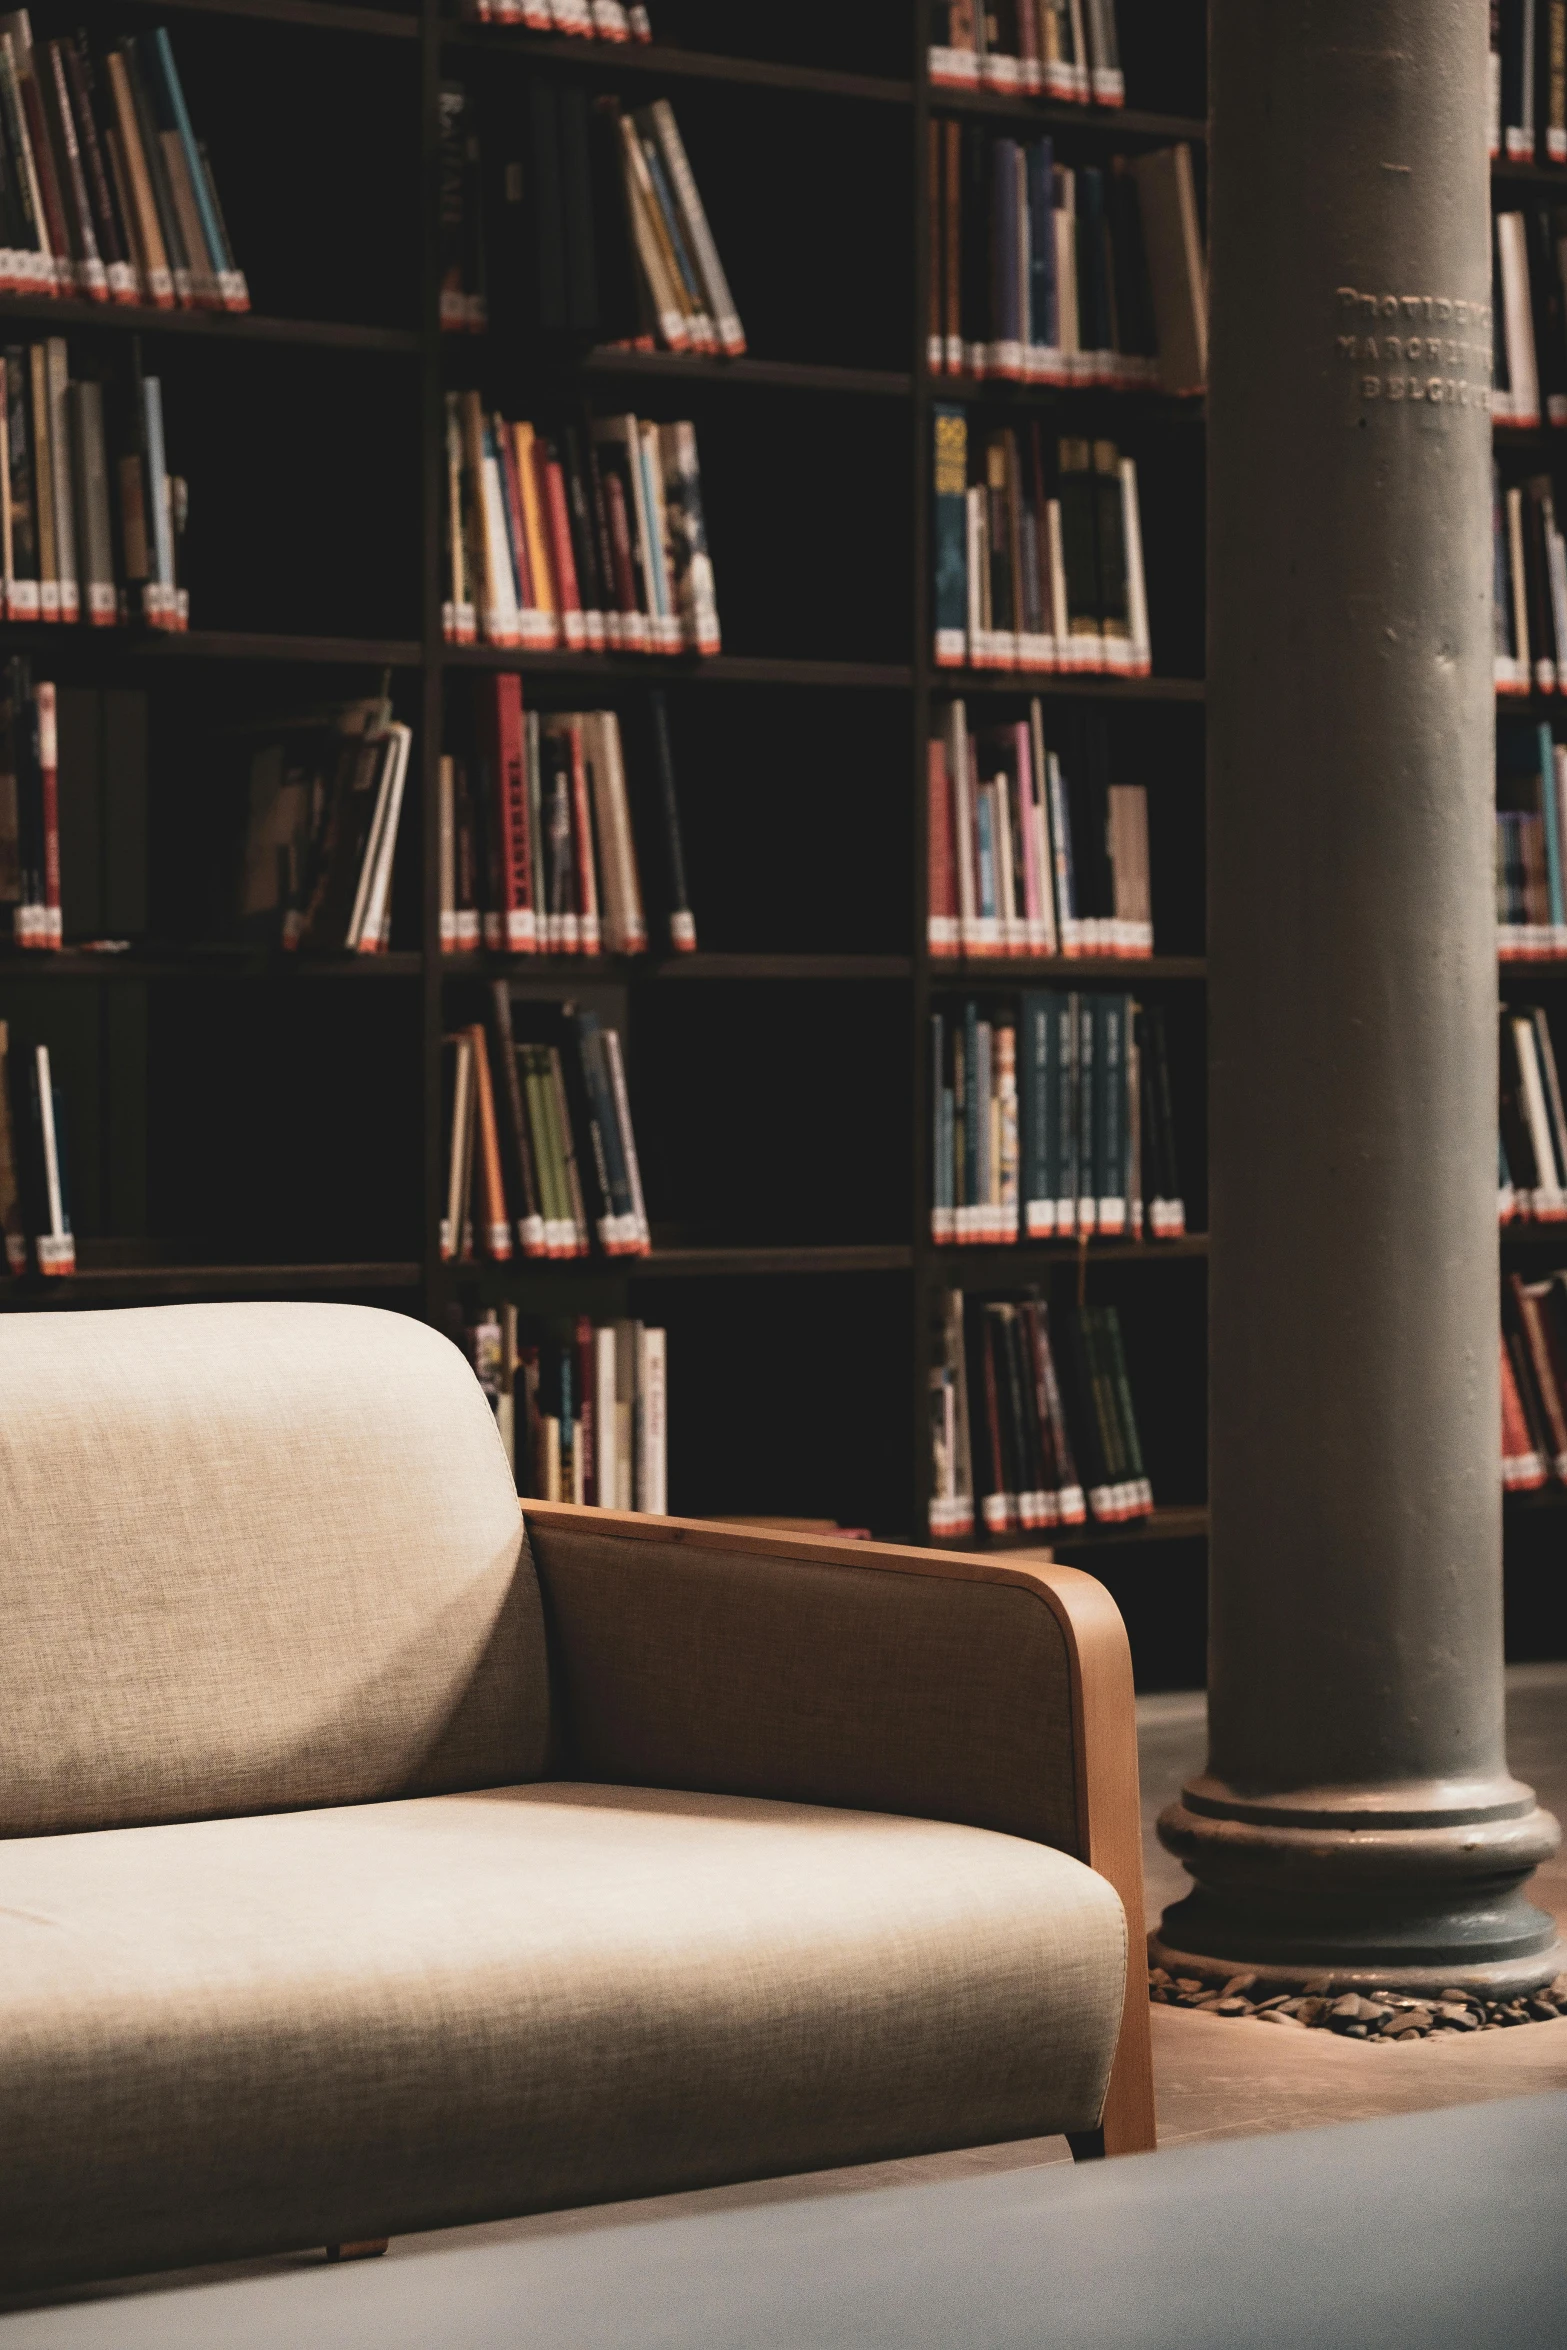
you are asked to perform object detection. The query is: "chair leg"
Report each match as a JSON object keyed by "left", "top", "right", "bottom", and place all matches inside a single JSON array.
[
  {"left": 326, "top": 2240, "right": 389, "bottom": 2262},
  {"left": 1066, "top": 2128, "right": 1106, "bottom": 2162}
]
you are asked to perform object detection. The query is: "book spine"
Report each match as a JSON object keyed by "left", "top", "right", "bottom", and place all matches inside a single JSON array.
[
  {"left": 648, "top": 98, "right": 744, "bottom": 354},
  {"left": 488, "top": 982, "right": 546, "bottom": 1255},
  {"left": 648, "top": 687, "right": 695, "bottom": 950},
  {"left": 104, "top": 50, "right": 171, "bottom": 305},
  {"left": 468, "top": 1018, "right": 512, "bottom": 1259},
  {"left": 932, "top": 403, "right": 968, "bottom": 665},
  {"left": 43, "top": 41, "right": 104, "bottom": 301},
  {"left": 601, "top": 1022, "right": 650, "bottom": 1250},
  {"left": 35, "top": 677, "right": 58, "bottom": 946},
  {"left": 44, "top": 340, "right": 76, "bottom": 625},
  {"left": 32, "top": 1043, "right": 72, "bottom": 1270},
  {"left": 488, "top": 673, "right": 536, "bottom": 950}
]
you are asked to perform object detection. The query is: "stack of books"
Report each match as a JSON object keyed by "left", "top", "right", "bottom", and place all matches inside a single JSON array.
[
  {"left": 445, "top": 400, "right": 719, "bottom": 655},
  {"left": 466, "top": 1303, "right": 667, "bottom": 1516},
  {"left": 444, "top": 984, "right": 649, "bottom": 1264},
  {"left": 238, "top": 698, "right": 413, "bottom": 955},
  {"left": 439, "top": 86, "right": 740, "bottom": 356},
  {"left": 929, "top": 697, "right": 1151, "bottom": 959},
  {"left": 931, "top": 990, "right": 1184, "bottom": 1246},
  {"left": 929, "top": 0, "right": 1126, "bottom": 103},
  {"left": 933, "top": 411, "right": 1150, "bottom": 676},
  {"left": 0, "top": 19, "right": 245, "bottom": 312},
  {"left": 1500, "top": 1002, "right": 1567, "bottom": 1223},
  {"left": 440, "top": 682, "right": 694, "bottom": 957},
  {"left": 455, "top": 1, "right": 652, "bottom": 42},
  {"left": 929, "top": 133, "right": 1206, "bottom": 396},
  {"left": 930, "top": 1287, "right": 1154, "bottom": 1537}
]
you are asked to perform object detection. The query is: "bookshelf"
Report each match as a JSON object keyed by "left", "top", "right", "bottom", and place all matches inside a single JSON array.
[{"left": 0, "top": 0, "right": 1203, "bottom": 1682}]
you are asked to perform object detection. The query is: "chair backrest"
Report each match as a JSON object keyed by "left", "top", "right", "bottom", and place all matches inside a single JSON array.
[{"left": 0, "top": 1301, "right": 550, "bottom": 1837}]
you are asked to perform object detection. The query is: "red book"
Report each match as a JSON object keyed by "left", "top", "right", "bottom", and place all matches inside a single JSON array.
[
  {"left": 539, "top": 446, "right": 586, "bottom": 651},
  {"left": 1502, "top": 1331, "right": 1548, "bottom": 1490},
  {"left": 481, "top": 674, "right": 535, "bottom": 953},
  {"left": 927, "top": 737, "right": 959, "bottom": 954},
  {"left": 566, "top": 724, "right": 600, "bottom": 956}
]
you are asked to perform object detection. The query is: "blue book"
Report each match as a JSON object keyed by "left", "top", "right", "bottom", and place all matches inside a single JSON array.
[
  {"left": 963, "top": 1000, "right": 981, "bottom": 1237},
  {"left": 1538, "top": 722, "right": 1564, "bottom": 931},
  {"left": 991, "top": 139, "right": 1021, "bottom": 364},
  {"left": 1025, "top": 139, "right": 1057, "bottom": 351},
  {"left": 976, "top": 788, "right": 997, "bottom": 923},
  {"left": 932, "top": 405, "right": 968, "bottom": 663}
]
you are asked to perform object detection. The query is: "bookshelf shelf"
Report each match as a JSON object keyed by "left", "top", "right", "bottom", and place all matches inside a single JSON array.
[
  {"left": 455, "top": 1243, "right": 916, "bottom": 1281},
  {"left": 928, "top": 1503, "right": 1209, "bottom": 1552},
  {"left": 439, "top": 33, "right": 912, "bottom": 106},
  {"left": 0, "top": 629, "right": 426, "bottom": 668},
  {"left": 577, "top": 349, "right": 911, "bottom": 399},
  {"left": 933, "top": 376, "right": 1205, "bottom": 422},
  {"left": 134, "top": 0, "right": 418, "bottom": 36},
  {"left": 926, "top": 1235, "right": 1209, "bottom": 1281},
  {"left": 0, "top": 951, "right": 424, "bottom": 980},
  {"left": 440, "top": 952, "right": 913, "bottom": 981},
  {"left": 440, "top": 648, "right": 913, "bottom": 688},
  {"left": 929, "top": 955, "right": 1205, "bottom": 982},
  {"left": 943, "top": 670, "right": 1206, "bottom": 701},
  {"left": 0, "top": 1260, "right": 423, "bottom": 1303},
  {"left": 929, "top": 89, "right": 1205, "bottom": 143},
  {"left": 0, "top": 299, "right": 419, "bottom": 353}
]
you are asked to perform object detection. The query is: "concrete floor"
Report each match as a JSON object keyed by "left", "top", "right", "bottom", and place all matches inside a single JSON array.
[{"left": 7, "top": 1667, "right": 1565, "bottom": 2320}]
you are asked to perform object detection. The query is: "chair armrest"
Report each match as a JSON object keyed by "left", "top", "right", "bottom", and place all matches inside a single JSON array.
[{"left": 522, "top": 1501, "right": 1154, "bottom": 2155}]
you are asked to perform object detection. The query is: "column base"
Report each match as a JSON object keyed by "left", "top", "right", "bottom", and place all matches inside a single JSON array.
[{"left": 1155, "top": 1777, "right": 1563, "bottom": 1999}]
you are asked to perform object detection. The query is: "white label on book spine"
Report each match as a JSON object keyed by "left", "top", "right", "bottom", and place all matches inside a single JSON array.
[
  {"left": 934, "top": 628, "right": 965, "bottom": 667},
  {"left": 591, "top": 0, "right": 630, "bottom": 33},
  {"left": 982, "top": 51, "right": 1021, "bottom": 88},
  {"left": 102, "top": 259, "right": 138, "bottom": 298},
  {"left": 87, "top": 583, "right": 117, "bottom": 624},
  {"left": 36, "top": 1234, "right": 74, "bottom": 1273},
  {"left": 928, "top": 45, "right": 980, "bottom": 87},
  {"left": 505, "top": 909, "right": 537, "bottom": 950},
  {"left": 39, "top": 584, "right": 58, "bottom": 621},
  {"left": 7, "top": 581, "right": 38, "bottom": 619},
  {"left": 1506, "top": 127, "right": 1535, "bottom": 157},
  {"left": 669, "top": 910, "right": 696, "bottom": 949},
  {"left": 1553, "top": 130, "right": 1567, "bottom": 162},
  {"left": 927, "top": 915, "right": 960, "bottom": 951}
]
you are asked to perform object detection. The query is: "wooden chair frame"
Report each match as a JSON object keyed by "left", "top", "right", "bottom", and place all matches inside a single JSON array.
[{"left": 520, "top": 1502, "right": 1156, "bottom": 2160}]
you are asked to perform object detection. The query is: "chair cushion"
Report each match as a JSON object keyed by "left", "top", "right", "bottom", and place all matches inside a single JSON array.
[
  {"left": 0, "top": 1782, "right": 1127, "bottom": 2288},
  {"left": 0, "top": 1302, "right": 548, "bottom": 1836}
]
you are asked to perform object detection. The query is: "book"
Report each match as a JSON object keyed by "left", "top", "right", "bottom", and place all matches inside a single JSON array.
[
  {"left": 932, "top": 0, "right": 1125, "bottom": 104},
  {"left": 444, "top": 999, "right": 652, "bottom": 1264},
  {"left": 447, "top": 403, "right": 720, "bottom": 655},
  {"left": 462, "top": 1302, "right": 666, "bottom": 1513},
  {"left": 0, "top": 656, "right": 53, "bottom": 947},
  {"left": 929, "top": 697, "right": 1152, "bottom": 957},
  {"left": 932, "top": 983, "right": 1184, "bottom": 1243},
  {"left": 1, "top": 1030, "right": 75, "bottom": 1274},
  {"left": 235, "top": 696, "right": 412, "bottom": 955},
  {"left": 1499, "top": 1001, "right": 1567, "bottom": 1220},
  {"left": 441, "top": 687, "right": 689, "bottom": 958},
  {"left": 935, "top": 426, "right": 1151, "bottom": 675},
  {"left": 935, "top": 1287, "right": 1137, "bottom": 1535},
  {"left": 0, "top": 23, "right": 243, "bottom": 312},
  {"left": 929, "top": 126, "right": 1190, "bottom": 389}
]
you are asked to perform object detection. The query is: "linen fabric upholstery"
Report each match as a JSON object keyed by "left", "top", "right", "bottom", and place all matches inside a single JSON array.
[
  {"left": 527, "top": 1521, "right": 1082, "bottom": 1855},
  {"left": 0, "top": 1302, "right": 548, "bottom": 1836},
  {"left": 0, "top": 1782, "right": 1127, "bottom": 2288}
]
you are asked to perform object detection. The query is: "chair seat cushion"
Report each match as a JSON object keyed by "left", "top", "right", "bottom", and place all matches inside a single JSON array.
[{"left": 0, "top": 1782, "right": 1126, "bottom": 2287}]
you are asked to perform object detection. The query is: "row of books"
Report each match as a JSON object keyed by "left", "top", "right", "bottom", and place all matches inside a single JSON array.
[
  {"left": 1497, "top": 720, "right": 1567, "bottom": 954},
  {"left": 928, "top": 0, "right": 1125, "bottom": 104},
  {"left": 445, "top": 986, "right": 648, "bottom": 1262},
  {"left": 466, "top": 1306, "right": 667, "bottom": 1517},
  {"left": 440, "top": 680, "right": 695, "bottom": 956},
  {"left": 931, "top": 1288, "right": 1153, "bottom": 1537},
  {"left": 0, "top": 17, "right": 244, "bottom": 310},
  {"left": 1500, "top": 1002, "right": 1567, "bottom": 1220},
  {"left": 239, "top": 698, "right": 412, "bottom": 956},
  {"left": 932, "top": 992, "right": 1185, "bottom": 1245},
  {"left": 0, "top": 1021, "right": 72, "bottom": 1274},
  {"left": 439, "top": 84, "right": 742, "bottom": 358},
  {"left": 933, "top": 411, "right": 1150, "bottom": 675},
  {"left": 445, "top": 399, "right": 719, "bottom": 655},
  {"left": 928, "top": 130, "right": 1206, "bottom": 395},
  {"left": 1495, "top": 469, "right": 1567, "bottom": 695},
  {"left": 929, "top": 697, "right": 1152, "bottom": 959},
  {"left": 458, "top": 0, "right": 652, "bottom": 39},
  {"left": 1493, "top": 210, "right": 1566, "bottom": 429},
  {"left": 2, "top": 336, "right": 187, "bottom": 630},
  {"left": 1492, "top": 0, "right": 1567, "bottom": 164}
]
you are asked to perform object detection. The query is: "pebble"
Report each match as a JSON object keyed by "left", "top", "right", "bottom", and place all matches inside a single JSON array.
[{"left": 1147, "top": 1966, "right": 1560, "bottom": 2044}]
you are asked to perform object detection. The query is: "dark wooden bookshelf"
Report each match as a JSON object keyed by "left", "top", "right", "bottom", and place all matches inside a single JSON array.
[{"left": 2, "top": 0, "right": 1218, "bottom": 1595}]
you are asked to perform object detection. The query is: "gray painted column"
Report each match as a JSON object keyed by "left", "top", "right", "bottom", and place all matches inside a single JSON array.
[{"left": 1155, "top": 0, "right": 1564, "bottom": 1993}]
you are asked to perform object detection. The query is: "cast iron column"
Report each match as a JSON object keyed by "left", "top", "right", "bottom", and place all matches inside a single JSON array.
[{"left": 1155, "top": 0, "right": 1564, "bottom": 1993}]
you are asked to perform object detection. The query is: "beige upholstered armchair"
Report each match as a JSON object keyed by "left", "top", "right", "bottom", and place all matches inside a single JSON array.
[{"left": 0, "top": 1302, "right": 1153, "bottom": 2291}]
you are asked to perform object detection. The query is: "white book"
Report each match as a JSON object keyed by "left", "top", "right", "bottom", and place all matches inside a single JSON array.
[
  {"left": 356, "top": 723, "right": 411, "bottom": 953},
  {"left": 345, "top": 731, "right": 397, "bottom": 951},
  {"left": 594, "top": 1325, "right": 618, "bottom": 1508},
  {"left": 635, "top": 1326, "right": 667, "bottom": 1514},
  {"left": 1499, "top": 214, "right": 1541, "bottom": 427},
  {"left": 1515, "top": 1015, "right": 1565, "bottom": 1208}
]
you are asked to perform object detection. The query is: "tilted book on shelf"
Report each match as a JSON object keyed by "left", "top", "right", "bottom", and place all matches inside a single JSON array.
[
  {"left": 239, "top": 698, "right": 413, "bottom": 955},
  {"left": 465, "top": 1303, "right": 666, "bottom": 1516}
]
